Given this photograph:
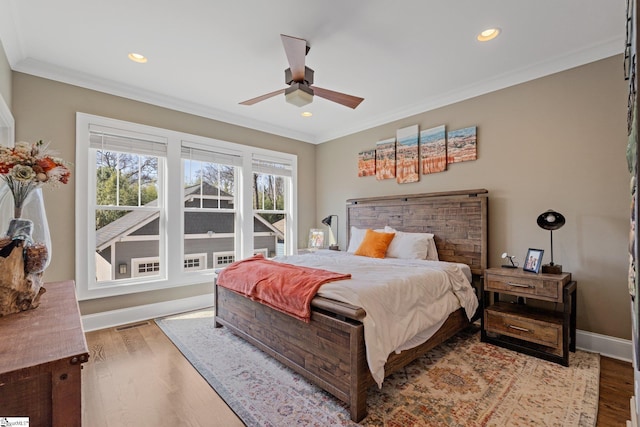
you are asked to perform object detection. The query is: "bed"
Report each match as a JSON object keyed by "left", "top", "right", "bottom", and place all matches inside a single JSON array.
[{"left": 214, "top": 189, "right": 488, "bottom": 422}]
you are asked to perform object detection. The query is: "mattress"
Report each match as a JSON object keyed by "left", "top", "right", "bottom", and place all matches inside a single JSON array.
[{"left": 273, "top": 250, "right": 478, "bottom": 387}]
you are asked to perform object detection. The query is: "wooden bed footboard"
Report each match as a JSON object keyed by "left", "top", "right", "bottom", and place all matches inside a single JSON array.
[{"left": 214, "top": 285, "right": 469, "bottom": 422}]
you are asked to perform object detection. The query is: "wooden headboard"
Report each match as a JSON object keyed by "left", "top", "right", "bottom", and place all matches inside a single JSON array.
[{"left": 346, "top": 189, "right": 488, "bottom": 276}]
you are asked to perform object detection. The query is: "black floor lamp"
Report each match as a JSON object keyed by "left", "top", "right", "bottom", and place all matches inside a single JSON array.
[{"left": 321, "top": 215, "right": 339, "bottom": 250}]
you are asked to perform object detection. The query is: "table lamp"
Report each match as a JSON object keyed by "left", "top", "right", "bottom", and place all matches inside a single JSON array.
[
  {"left": 536, "top": 209, "right": 565, "bottom": 274},
  {"left": 321, "top": 214, "right": 339, "bottom": 250}
]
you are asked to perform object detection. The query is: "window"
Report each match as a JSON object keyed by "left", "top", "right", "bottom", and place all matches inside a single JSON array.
[
  {"left": 182, "top": 142, "right": 240, "bottom": 271},
  {"left": 76, "top": 113, "right": 297, "bottom": 300},
  {"left": 132, "top": 257, "right": 161, "bottom": 277},
  {"left": 184, "top": 253, "right": 207, "bottom": 271},
  {"left": 213, "top": 251, "right": 235, "bottom": 268},
  {"left": 89, "top": 124, "right": 166, "bottom": 284},
  {"left": 252, "top": 156, "right": 291, "bottom": 258},
  {"left": 253, "top": 248, "right": 269, "bottom": 257}
]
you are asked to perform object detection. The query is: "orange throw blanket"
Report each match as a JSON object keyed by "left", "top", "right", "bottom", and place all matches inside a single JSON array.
[{"left": 216, "top": 254, "right": 351, "bottom": 322}]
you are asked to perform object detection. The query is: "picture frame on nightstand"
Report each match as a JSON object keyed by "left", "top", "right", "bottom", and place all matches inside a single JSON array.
[
  {"left": 308, "top": 229, "right": 325, "bottom": 249},
  {"left": 523, "top": 248, "right": 544, "bottom": 273}
]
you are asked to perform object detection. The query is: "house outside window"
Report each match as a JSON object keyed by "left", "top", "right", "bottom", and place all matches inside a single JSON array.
[
  {"left": 132, "top": 257, "right": 161, "bottom": 277},
  {"left": 76, "top": 113, "right": 297, "bottom": 300},
  {"left": 213, "top": 251, "right": 235, "bottom": 268},
  {"left": 184, "top": 253, "right": 207, "bottom": 271}
]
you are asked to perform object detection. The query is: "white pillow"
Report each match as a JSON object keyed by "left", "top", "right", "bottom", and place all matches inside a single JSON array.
[
  {"left": 384, "top": 226, "right": 439, "bottom": 261},
  {"left": 426, "top": 237, "right": 439, "bottom": 261},
  {"left": 347, "top": 226, "right": 386, "bottom": 253}
]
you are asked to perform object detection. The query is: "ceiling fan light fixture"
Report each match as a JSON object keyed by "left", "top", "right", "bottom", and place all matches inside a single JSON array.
[{"left": 285, "top": 83, "right": 314, "bottom": 107}]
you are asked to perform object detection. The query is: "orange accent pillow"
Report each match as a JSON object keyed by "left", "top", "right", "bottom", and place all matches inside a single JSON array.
[{"left": 354, "top": 229, "right": 395, "bottom": 258}]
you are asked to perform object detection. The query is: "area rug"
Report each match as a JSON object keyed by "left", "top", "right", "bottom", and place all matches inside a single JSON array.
[{"left": 155, "top": 309, "right": 600, "bottom": 426}]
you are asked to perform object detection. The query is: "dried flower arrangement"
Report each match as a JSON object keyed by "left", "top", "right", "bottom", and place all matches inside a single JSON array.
[
  {"left": 0, "top": 140, "right": 70, "bottom": 218},
  {"left": 0, "top": 140, "right": 71, "bottom": 315}
]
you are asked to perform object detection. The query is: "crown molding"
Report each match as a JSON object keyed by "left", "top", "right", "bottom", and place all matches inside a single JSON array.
[{"left": 12, "top": 58, "right": 319, "bottom": 144}]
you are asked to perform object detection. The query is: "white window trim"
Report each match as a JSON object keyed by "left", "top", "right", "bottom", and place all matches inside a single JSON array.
[
  {"left": 0, "top": 92, "right": 14, "bottom": 148},
  {"left": 75, "top": 112, "right": 297, "bottom": 300}
]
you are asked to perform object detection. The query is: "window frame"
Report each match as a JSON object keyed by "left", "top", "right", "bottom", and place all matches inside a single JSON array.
[{"left": 75, "top": 113, "right": 297, "bottom": 300}]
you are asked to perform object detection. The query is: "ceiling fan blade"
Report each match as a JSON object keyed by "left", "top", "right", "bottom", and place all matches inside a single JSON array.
[
  {"left": 239, "top": 89, "right": 286, "bottom": 106},
  {"left": 311, "top": 86, "right": 364, "bottom": 109},
  {"left": 280, "top": 34, "right": 308, "bottom": 82}
]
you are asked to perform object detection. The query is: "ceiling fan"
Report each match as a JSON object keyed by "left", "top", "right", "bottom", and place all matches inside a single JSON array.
[{"left": 239, "top": 34, "right": 364, "bottom": 109}]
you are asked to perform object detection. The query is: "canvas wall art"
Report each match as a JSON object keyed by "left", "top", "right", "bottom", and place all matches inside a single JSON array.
[
  {"left": 396, "top": 125, "right": 419, "bottom": 184},
  {"left": 420, "top": 125, "right": 447, "bottom": 174},
  {"left": 447, "top": 126, "right": 477, "bottom": 163},
  {"left": 357, "top": 149, "right": 376, "bottom": 177},
  {"left": 375, "top": 137, "right": 396, "bottom": 180}
]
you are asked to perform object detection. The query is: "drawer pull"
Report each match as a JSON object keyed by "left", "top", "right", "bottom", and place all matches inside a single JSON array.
[
  {"left": 508, "top": 325, "right": 531, "bottom": 332},
  {"left": 507, "top": 282, "right": 534, "bottom": 288}
]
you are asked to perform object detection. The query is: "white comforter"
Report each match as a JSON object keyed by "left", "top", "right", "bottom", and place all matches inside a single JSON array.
[{"left": 273, "top": 250, "right": 478, "bottom": 387}]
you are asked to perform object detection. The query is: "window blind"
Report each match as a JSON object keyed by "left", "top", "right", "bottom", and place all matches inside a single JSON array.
[
  {"left": 180, "top": 141, "right": 242, "bottom": 167},
  {"left": 252, "top": 154, "right": 293, "bottom": 177},
  {"left": 89, "top": 124, "right": 167, "bottom": 157}
]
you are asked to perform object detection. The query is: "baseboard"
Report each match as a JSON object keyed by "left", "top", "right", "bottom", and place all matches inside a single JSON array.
[
  {"left": 577, "top": 329, "right": 632, "bottom": 362},
  {"left": 82, "top": 299, "right": 634, "bottom": 362},
  {"left": 81, "top": 294, "right": 215, "bottom": 332}
]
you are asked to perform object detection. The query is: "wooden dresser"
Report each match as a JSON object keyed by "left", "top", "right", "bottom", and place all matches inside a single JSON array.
[
  {"left": 481, "top": 268, "right": 577, "bottom": 366},
  {"left": 0, "top": 280, "right": 89, "bottom": 426}
]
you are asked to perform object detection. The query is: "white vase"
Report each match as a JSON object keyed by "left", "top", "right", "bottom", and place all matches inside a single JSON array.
[{"left": 0, "top": 184, "right": 52, "bottom": 272}]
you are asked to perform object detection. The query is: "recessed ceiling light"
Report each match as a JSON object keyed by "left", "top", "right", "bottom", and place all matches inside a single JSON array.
[
  {"left": 477, "top": 28, "right": 501, "bottom": 42},
  {"left": 128, "top": 52, "right": 148, "bottom": 63},
  {"left": 301, "top": 111, "right": 313, "bottom": 117}
]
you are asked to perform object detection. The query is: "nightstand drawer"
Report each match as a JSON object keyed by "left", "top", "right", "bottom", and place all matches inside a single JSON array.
[
  {"left": 484, "top": 303, "right": 562, "bottom": 353},
  {"left": 485, "top": 271, "right": 570, "bottom": 302}
]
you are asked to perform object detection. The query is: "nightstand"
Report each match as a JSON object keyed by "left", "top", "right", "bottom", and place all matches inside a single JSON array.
[{"left": 481, "top": 267, "right": 577, "bottom": 366}]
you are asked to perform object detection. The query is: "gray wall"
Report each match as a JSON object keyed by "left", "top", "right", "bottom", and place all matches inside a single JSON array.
[{"left": 316, "top": 55, "right": 631, "bottom": 340}]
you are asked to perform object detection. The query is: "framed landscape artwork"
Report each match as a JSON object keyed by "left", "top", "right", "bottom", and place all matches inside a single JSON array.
[
  {"left": 396, "top": 125, "right": 419, "bottom": 184},
  {"left": 447, "top": 126, "right": 477, "bottom": 163},
  {"left": 420, "top": 125, "right": 447, "bottom": 175},
  {"left": 357, "top": 149, "right": 376, "bottom": 177},
  {"left": 375, "top": 137, "right": 396, "bottom": 180}
]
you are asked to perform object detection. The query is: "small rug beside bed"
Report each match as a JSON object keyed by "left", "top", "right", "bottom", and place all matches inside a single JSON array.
[{"left": 155, "top": 309, "right": 600, "bottom": 427}]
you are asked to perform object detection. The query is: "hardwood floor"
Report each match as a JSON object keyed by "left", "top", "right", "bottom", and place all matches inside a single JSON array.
[
  {"left": 82, "top": 320, "right": 243, "bottom": 427},
  {"left": 599, "top": 356, "right": 635, "bottom": 426},
  {"left": 83, "top": 320, "right": 634, "bottom": 426}
]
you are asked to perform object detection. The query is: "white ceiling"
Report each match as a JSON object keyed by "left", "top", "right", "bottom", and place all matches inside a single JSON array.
[{"left": 0, "top": 0, "right": 626, "bottom": 144}]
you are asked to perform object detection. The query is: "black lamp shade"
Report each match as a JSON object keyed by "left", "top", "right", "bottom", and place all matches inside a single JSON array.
[
  {"left": 536, "top": 210, "right": 565, "bottom": 231},
  {"left": 321, "top": 215, "right": 339, "bottom": 250}
]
